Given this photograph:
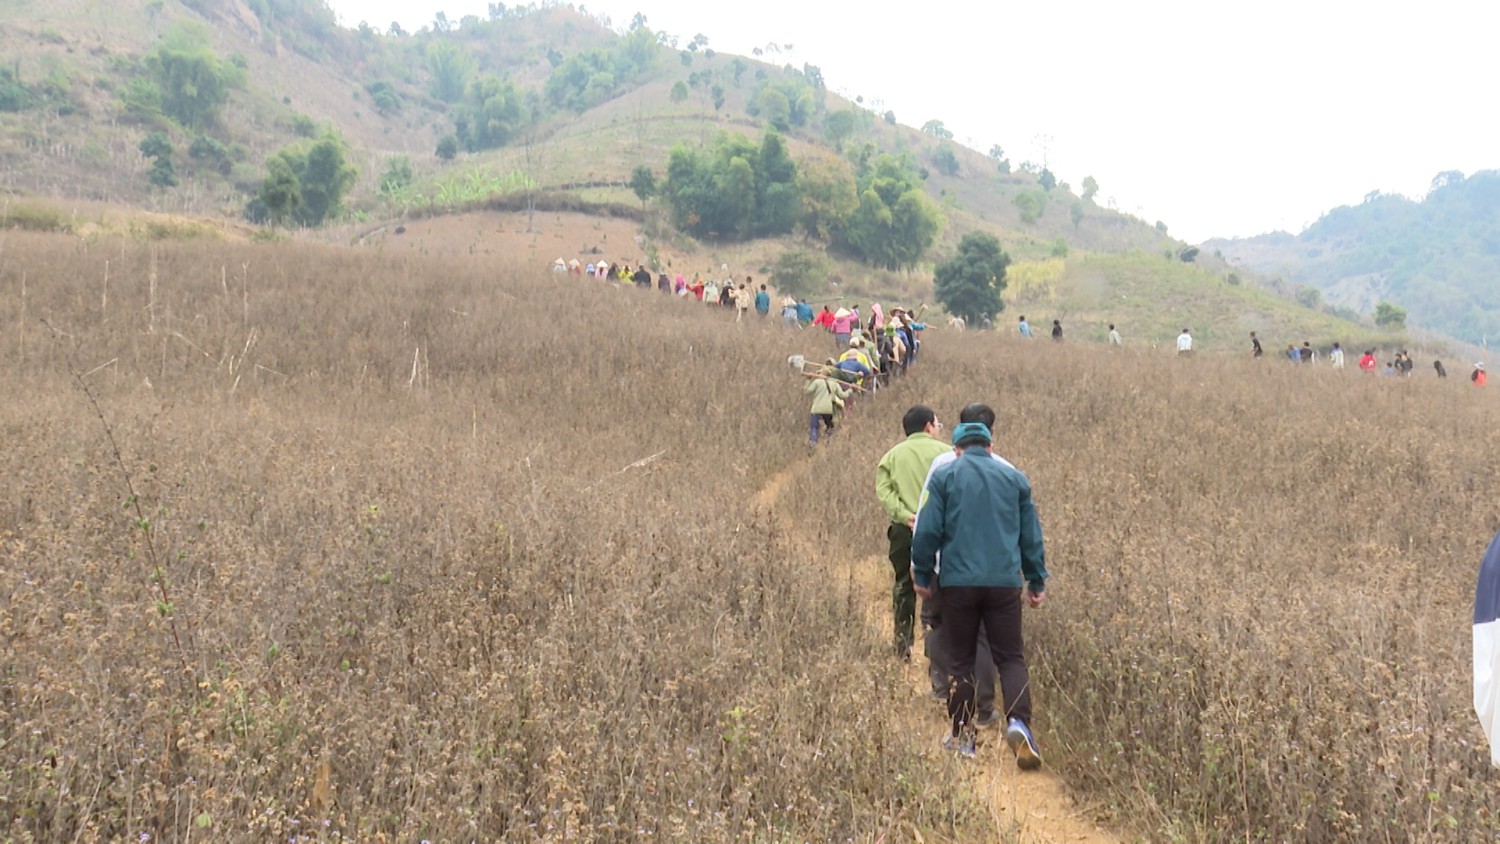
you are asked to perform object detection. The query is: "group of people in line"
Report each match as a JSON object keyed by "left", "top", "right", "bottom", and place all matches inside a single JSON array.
[
  {"left": 801, "top": 304, "right": 930, "bottom": 445},
  {"left": 876, "top": 403, "right": 1048, "bottom": 767},
  {"left": 1247, "top": 331, "right": 1486, "bottom": 383}
]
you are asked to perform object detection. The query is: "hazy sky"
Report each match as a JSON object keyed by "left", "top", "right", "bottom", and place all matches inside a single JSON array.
[{"left": 325, "top": 0, "right": 1499, "bottom": 243}]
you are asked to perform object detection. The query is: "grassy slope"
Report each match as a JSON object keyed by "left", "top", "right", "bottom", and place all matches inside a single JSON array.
[{"left": 0, "top": 0, "right": 1421, "bottom": 351}]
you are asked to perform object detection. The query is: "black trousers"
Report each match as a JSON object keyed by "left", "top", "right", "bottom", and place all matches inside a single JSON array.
[{"left": 940, "top": 585, "right": 1032, "bottom": 733}]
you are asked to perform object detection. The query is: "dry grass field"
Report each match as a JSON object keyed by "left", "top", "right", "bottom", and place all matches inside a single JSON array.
[{"left": 4, "top": 230, "right": 1500, "bottom": 841}]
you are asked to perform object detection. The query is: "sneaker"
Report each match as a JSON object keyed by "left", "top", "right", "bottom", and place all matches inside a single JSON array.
[
  {"left": 1005, "top": 718, "right": 1043, "bottom": 770},
  {"left": 974, "top": 710, "right": 1002, "bottom": 728},
  {"left": 941, "top": 731, "right": 977, "bottom": 759}
]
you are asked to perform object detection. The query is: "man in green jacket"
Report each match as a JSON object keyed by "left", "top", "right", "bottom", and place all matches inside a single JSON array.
[
  {"left": 913, "top": 420, "right": 1048, "bottom": 767},
  {"left": 875, "top": 405, "right": 951, "bottom": 659}
]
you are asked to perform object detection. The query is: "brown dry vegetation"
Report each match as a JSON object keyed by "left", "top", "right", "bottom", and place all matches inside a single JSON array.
[
  {"left": 6, "top": 230, "right": 1500, "bottom": 842},
  {"left": 0, "top": 232, "right": 981, "bottom": 840},
  {"left": 788, "top": 341, "right": 1500, "bottom": 840}
]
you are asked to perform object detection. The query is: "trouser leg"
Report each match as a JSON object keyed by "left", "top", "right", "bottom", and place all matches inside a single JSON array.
[
  {"left": 980, "top": 588, "right": 1032, "bottom": 725},
  {"left": 976, "top": 620, "right": 997, "bottom": 718},
  {"left": 886, "top": 524, "right": 915, "bottom": 656},
  {"left": 808, "top": 414, "right": 819, "bottom": 444},
  {"left": 940, "top": 586, "right": 982, "bottom": 734},
  {"left": 922, "top": 591, "right": 946, "bottom": 696}
]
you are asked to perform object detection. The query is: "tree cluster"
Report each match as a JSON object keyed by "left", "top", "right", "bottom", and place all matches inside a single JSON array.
[
  {"left": 543, "top": 26, "right": 659, "bottom": 112},
  {"left": 662, "top": 130, "right": 799, "bottom": 240},
  {"left": 933, "top": 232, "right": 1010, "bottom": 323},
  {"left": 253, "top": 134, "right": 358, "bottom": 227}
]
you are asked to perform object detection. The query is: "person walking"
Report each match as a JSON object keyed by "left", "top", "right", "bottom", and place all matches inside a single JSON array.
[
  {"left": 1299, "top": 342, "right": 1314, "bottom": 364},
  {"left": 1018, "top": 315, "right": 1033, "bottom": 338},
  {"left": 755, "top": 283, "right": 771, "bottom": 318},
  {"left": 1330, "top": 342, "right": 1345, "bottom": 369},
  {"left": 1050, "top": 319, "right": 1063, "bottom": 342},
  {"left": 804, "top": 369, "right": 849, "bottom": 445},
  {"left": 1108, "top": 324, "right": 1122, "bottom": 345},
  {"left": 1250, "top": 331, "right": 1263, "bottom": 358},
  {"left": 912, "top": 419, "right": 1048, "bottom": 767},
  {"left": 918, "top": 403, "right": 1012, "bottom": 723},
  {"left": 1435, "top": 360, "right": 1448, "bottom": 378},
  {"left": 1474, "top": 363, "right": 1488, "bottom": 387},
  {"left": 796, "top": 299, "right": 814, "bottom": 327},
  {"left": 735, "top": 284, "right": 751, "bottom": 322},
  {"left": 1177, "top": 328, "right": 1193, "bottom": 355},
  {"left": 1359, "top": 349, "right": 1378, "bottom": 373},
  {"left": 876, "top": 407, "right": 951, "bottom": 661}
]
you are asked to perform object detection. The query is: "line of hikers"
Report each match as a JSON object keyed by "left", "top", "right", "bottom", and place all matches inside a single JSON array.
[{"left": 802, "top": 305, "right": 929, "bottom": 445}]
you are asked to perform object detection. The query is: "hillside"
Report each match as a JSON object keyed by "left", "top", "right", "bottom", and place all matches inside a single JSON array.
[
  {"left": 1207, "top": 170, "right": 1500, "bottom": 344},
  {"left": 0, "top": 0, "right": 1417, "bottom": 349}
]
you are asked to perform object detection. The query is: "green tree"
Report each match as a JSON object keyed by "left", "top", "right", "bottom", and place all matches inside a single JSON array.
[
  {"left": 426, "top": 42, "right": 475, "bottom": 103},
  {"left": 1081, "top": 175, "right": 1099, "bottom": 202},
  {"left": 455, "top": 75, "right": 525, "bottom": 150},
  {"left": 921, "top": 119, "right": 953, "bottom": 139},
  {"left": 257, "top": 154, "right": 301, "bottom": 225},
  {"left": 630, "top": 164, "right": 656, "bottom": 207},
  {"left": 711, "top": 84, "right": 725, "bottom": 111},
  {"left": 753, "top": 86, "right": 791, "bottom": 131},
  {"left": 660, "top": 130, "right": 799, "bottom": 241},
  {"left": 797, "top": 150, "right": 858, "bottom": 243},
  {"left": 839, "top": 154, "right": 944, "bottom": 270},
  {"left": 770, "top": 249, "right": 828, "bottom": 298},
  {"left": 365, "top": 80, "right": 401, "bottom": 115},
  {"left": 436, "top": 134, "right": 459, "bottom": 160},
  {"left": 1038, "top": 167, "right": 1057, "bottom": 192},
  {"left": 144, "top": 24, "right": 241, "bottom": 129},
  {"left": 1295, "top": 286, "right": 1323, "bottom": 309},
  {"left": 1013, "top": 191, "right": 1047, "bottom": 224},
  {"left": 0, "top": 62, "right": 30, "bottom": 112},
  {"left": 1069, "top": 201, "right": 1084, "bottom": 228},
  {"left": 670, "top": 80, "right": 688, "bottom": 104},
  {"left": 139, "top": 132, "right": 177, "bottom": 188},
  {"left": 260, "top": 134, "right": 357, "bottom": 227},
  {"left": 1374, "top": 301, "right": 1408, "bottom": 329},
  {"left": 933, "top": 232, "right": 1009, "bottom": 323},
  {"left": 823, "top": 109, "right": 857, "bottom": 149},
  {"left": 188, "top": 135, "right": 233, "bottom": 175},
  {"left": 931, "top": 143, "right": 959, "bottom": 176}
]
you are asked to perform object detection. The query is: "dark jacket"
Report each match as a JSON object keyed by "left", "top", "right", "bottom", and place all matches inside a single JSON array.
[{"left": 912, "top": 446, "right": 1048, "bottom": 593}]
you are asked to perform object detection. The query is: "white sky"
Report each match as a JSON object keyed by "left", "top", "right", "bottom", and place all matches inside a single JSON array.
[{"left": 326, "top": 0, "right": 1500, "bottom": 243}]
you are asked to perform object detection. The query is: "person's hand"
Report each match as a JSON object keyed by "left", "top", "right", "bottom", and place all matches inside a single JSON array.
[
  {"left": 1026, "top": 590, "right": 1046, "bottom": 609},
  {"left": 906, "top": 514, "right": 916, "bottom": 529},
  {"left": 913, "top": 577, "right": 933, "bottom": 600}
]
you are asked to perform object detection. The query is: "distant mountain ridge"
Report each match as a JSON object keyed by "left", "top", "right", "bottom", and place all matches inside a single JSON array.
[{"left": 1207, "top": 171, "right": 1500, "bottom": 343}]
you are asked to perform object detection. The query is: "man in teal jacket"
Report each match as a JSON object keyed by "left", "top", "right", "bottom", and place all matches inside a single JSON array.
[
  {"left": 875, "top": 405, "right": 950, "bottom": 659},
  {"left": 912, "top": 420, "right": 1048, "bottom": 767}
]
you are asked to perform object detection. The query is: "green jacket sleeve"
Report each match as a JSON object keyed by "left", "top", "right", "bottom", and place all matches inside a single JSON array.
[{"left": 874, "top": 450, "right": 909, "bottom": 524}]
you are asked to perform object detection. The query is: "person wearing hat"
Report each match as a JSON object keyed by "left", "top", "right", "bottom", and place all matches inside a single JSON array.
[
  {"left": 804, "top": 365, "right": 849, "bottom": 445},
  {"left": 912, "top": 417, "right": 1048, "bottom": 767},
  {"left": 875, "top": 406, "right": 951, "bottom": 661},
  {"left": 1474, "top": 363, "right": 1488, "bottom": 387}
]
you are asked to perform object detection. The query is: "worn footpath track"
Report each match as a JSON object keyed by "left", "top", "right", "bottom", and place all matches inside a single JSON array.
[{"left": 752, "top": 436, "right": 1121, "bottom": 843}]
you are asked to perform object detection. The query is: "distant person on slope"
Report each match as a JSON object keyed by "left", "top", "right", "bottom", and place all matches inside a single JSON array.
[
  {"left": 1474, "top": 363, "right": 1488, "bottom": 387},
  {"left": 1051, "top": 320, "right": 1063, "bottom": 342},
  {"left": 1108, "top": 324, "right": 1122, "bottom": 345},
  {"left": 1250, "top": 331, "right": 1263, "bottom": 358},
  {"left": 1177, "top": 328, "right": 1193, "bottom": 355},
  {"left": 814, "top": 305, "right": 835, "bottom": 331},
  {"left": 875, "top": 406, "right": 951, "bottom": 661},
  {"left": 804, "top": 368, "right": 850, "bottom": 445},
  {"left": 912, "top": 420, "right": 1048, "bottom": 767},
  {"left": 1359, "top": 349, "right": 1378, "bottom": 373},
  {"left": 735, "top": 283, "right": 751, "bottom": 322},
  {"left": 796, "top": 299, "right": 813, "bottom": 327},
  {"left": 1435, "top": 360, "right": 1448, "bottom": 378},
  {"left": 703, "top": 278, "right": 720, "bottom": 305},
  {"left": 1329, "top": 342, "right": 1345, "bottom": 369},
  {"left": 755, "top": 283, "right": 771, "bottom": 318},
  {"left": 1299, "top": 342, "right": 1314, "bottom": 364},
  {"left": 1018, "top": 315, "right": 1033, "bottom": 338}
]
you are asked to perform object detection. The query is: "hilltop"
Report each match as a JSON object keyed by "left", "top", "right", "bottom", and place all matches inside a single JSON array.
[
  {"left": 0, "top": 0, "right": 1427, "bottom": 349},
  {"left": 1207, "top": 171, "right": 1500, "bottom": 344}
]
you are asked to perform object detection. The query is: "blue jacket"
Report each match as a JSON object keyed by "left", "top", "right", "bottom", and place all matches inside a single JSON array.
[
  {"left": 796, "top": 302, "right": 813, "bottom": 323},
  {"left": 911, "top": 446, "right": 1048, "bottom": 593},
  {"left": 754, "top": 290, "right": 771, "bottom": 313}
]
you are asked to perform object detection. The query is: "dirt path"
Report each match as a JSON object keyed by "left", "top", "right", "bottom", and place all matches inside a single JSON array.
[{"left": 754, "top": 465, "right": 1121, "bottom": 843}]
